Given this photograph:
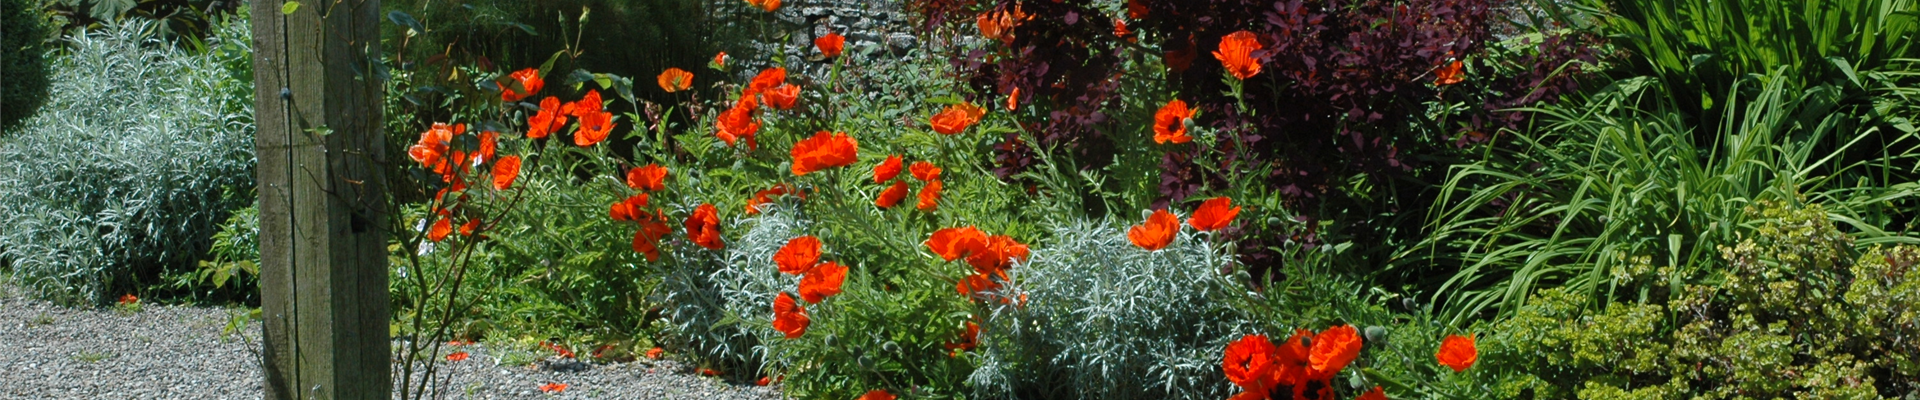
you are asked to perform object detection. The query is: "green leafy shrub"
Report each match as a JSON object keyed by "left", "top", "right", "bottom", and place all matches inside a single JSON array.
[
  {"left": 1482, "top": 201, "right": 1920, "bottom": 399},
  {"left": 1, "top": 0, "right": 54, "bottom": 129},
  {"left": 0, "top": 17, "right": 254, "bottom": 304}
]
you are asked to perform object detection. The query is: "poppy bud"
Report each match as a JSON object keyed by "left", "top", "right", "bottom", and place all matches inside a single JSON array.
[{"left": 1364, "top": 326, "right": 1387, "bottom": 343}]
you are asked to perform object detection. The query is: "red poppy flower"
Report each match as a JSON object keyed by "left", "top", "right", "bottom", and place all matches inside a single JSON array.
[
  {"left": 1188, "top": 197, "right": 1240, "bottom": 231},
  {"left": 746, "top": 184, "right": 800, "bottom": 214},
  {"left": 746, "top": 0, "right": 779, "bottom": 12},
  {"left": 633, "top": 213, "right": 673, "bottom": 262},
  {"left": 1223, "top": 334, "right": 1277, "bottom": 391},
  {"left": 945, "top": 321, "right": 982, "bottom": 356},
  {"left": 428, "top": 217, "right": 453, "bottom": 242},
  {"left": 790, "top": 131, "right": 859, "bottom": 176},
  {"left": 117, "top": 294, "right": 138, "bottom": 305},
  {"left": 1434, "top": 60, "right": 1464, "bottom": 86},
  {"left": 700, "top": 368, "right": 722, "bottom": 376},
  {"left": 797, "top": 261, "right": 848, "bottom": 303},
  {"left": 1272, "top": 329, "right": 1312, "bottom": 387},
  {"left": 658, "top": 67, "right": 694, "bottom": 93},
  {"left": 956, "top": 273, "right": 999, "bottom": 300},
  {"left": 909, "top": 161, "right": 941, "bottom": 181},
  {"left": 764, "top": 83, "right": 800, "bottom": 110},
  {"left": 859, "top": 389, "right": 896, "bottom": 400},
  {"left": 574, "top": 110, "right": 614, "bottom": 147},
  {"left": 746, "top": 68, "right": 787, "bottom": 97},
  {"left": 1308, "top": 325, "right": 1362, "bottom": 380},
  {"left": 975, "top": 5, "right": 1028, "bottom": 44},
  {"left": 916, "top": 179, "right": 943, "bottom": 211},
  {"left": 1435, "top": 334, "right": 1477, "bottom": 373},
  {"left": 563, "top": 90, "right": 604, "bottom": 117},
  {"left": 874, "top": 155, "right": 904, "bottom": 183},
  {"left": 1006, "top": 87, "right": 1020, "bottom": 111},
  {"left": 541, "top": 341, "right": 576, "bottom": 358},
  {"left": 528, "top": 97, "right": 567, "bottom": 139},
  {"left": 459, "top": 218, "right": 481, "bottom": 236},
  {"left": 1127, "top": 209, "right": 1179, "bottom": 251},
  {"left": 490, "top": 155, "right": 521, "bottom": 190},
  {"left": 772, "top": 292, "right": 809, "bottom": 339},
  {"left": 756, "top": 376, "right": 771, "bottom": 386},
  {"left": 875, "top": 180, "right": 909, "bottom": 208},
  {"left": 1214, "top": 31, "right": 1263, "bottom": 80},
  {"left": 1113, "top": 18, "right": 1134, "bottom": 42},
  {"left": 966, "top": 234, "right": 1029, "bottom": 278},
  {"left": 925, "top": 227, "right": 989, "bottom": 262},
  {"left": 815, "top": 32, "right": 845, "bottom": 58},
  {"left": 716, "top": 96, "right": 761, "bottom": 149},
  {"left": 684, "top": 203, "right": 724, "bottom": 250},
  {"left": 609, "top": 194, "right": 650, "bottom": 222},
  {"left": 538, "top": 383, "right": 568, "bottom": 393},
  {"left": 1127, "top": 0, "right": 1147, "bottom": 19},
  {"left": 774, "top": 236, "right": 822, "bottom": 274},
  {"left": 500, "top": 68, "right": 543, "bottom": 102},
  {"left": 711, "top": 52, "right": 729, "bottom": 70},
  {"left": 1356, "top": 386, "right": 1387, "bottom": 400},
  {"left": 476, "top": 130, "right": 498, "bottom": 164},
  {"left": 929, "top": 102, "right": 985, "bottom": 135},
  {"left": 1153, "top": 99, "right": 1195, "bottom": 144},
  {"left": 408, "top": 122, "right": 462, "bottom": 174},
  {"left": 646, "top": 347, "right": 665, "bottom": 359},
  {"left": 626, "top": 164, "right": 670, "bottom": 191},
  {"left": 445, "top": 351, "right": 470, "bottom": 362}
]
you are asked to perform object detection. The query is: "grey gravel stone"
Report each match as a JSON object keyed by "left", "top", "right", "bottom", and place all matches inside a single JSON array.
[{"left": 1, "top": 285, "right": 780, "bottom": 399}]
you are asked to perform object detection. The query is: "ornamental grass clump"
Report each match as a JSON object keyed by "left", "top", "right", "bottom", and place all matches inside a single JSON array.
[{"left": 0, "top": 18, "right": 255, "bottom": 305}]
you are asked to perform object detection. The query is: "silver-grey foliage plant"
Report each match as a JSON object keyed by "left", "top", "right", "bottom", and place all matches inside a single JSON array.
[
  {"left": 0, "top": 18, "right": 255, "bottom": 304},
  {"left": 969, "top": 219, "right": 1248, "bottom": 400},
  {"left": 657, "top": 201, "right": 804, "bottom": 377}
]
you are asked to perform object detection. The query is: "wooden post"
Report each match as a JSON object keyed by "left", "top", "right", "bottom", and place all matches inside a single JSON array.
[{"left": 251, "top": 0, "right": 390, "bottom": 398}]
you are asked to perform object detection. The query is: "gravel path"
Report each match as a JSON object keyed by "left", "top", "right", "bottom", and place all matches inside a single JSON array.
[{"left": 1, "top": 284, "right": 780, "bottom": 399}]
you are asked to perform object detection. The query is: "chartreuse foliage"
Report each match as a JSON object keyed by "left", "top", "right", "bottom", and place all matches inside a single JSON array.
[{"left": 1480, "top": 201, "right": 1920, "bottom": 399}]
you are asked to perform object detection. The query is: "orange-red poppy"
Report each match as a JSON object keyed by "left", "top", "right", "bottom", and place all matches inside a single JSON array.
[
  {"left": 528, "top": 97, "right": 567, "bottom": 139},
  {"left": 626, "top": 164, "right": 670, "bottom": 192},
  {"left": 1223, "top": 334, "right": 1278, "bottom": 392},
  {"left": 1214, "top": 31, "right": 1263, "bottom": 80},
  {"left": 764, "top": 83, "right": 800, "bottom": 110},
  {"left": 929, "top": 102, "right": 985, "bottom": 135},
  {"left": 815, "top": 32, "right": 846, "bottom": 58},
  {"left": 632, "top": 213, "right": 673, "bottom": 262},
  {"left": 1127, "top": 0, "right": 1147, "bottom": 19},
  {"left": 945, "top": 321, "right": 982, "bottom": 356},
  {"left": 716, "top": 96, "right": 761, "bottom": 150},
  {"left": 1188, "top": 197, "right": 1240, "bottom": 231},
  {"left": 657, "top": 67, "right": 694, "bottom": 93},
  {"left": 459, "top": 218, "right": 481, "bottom": 236},
  {"left": 1113, "top": 18, "right": 1135, "bottom": 42},
  {"left": 500, "top": 68, "right": 543, "bottom": 102},
  {"left": 1153, "top": 99, "right": 1195, "bottom": 144},
  {"left": 745, "top": 0, "right": 780, "bottom": 12},
  {"left": 610, "top": 194, "right": 650, "bottom": 222},
  {"left": 772, "top": 292, "right": 809, "bottom": 338},
  {"left": 926, "top": 226, "right": 990, "bottom": 262},
  {"left": 700, "top": 368, "right": 722, "bottom": 376},
  {"left": 774, "top": 236, "right": 822, "bottom": 274},
  {"left": 975, "top": 5, "right": 1029, "bottom": 45},
  {"left": 956, "top": 273, "right": 999, "bottom": 300},
  {"left": 428, "top": 217, "right": 453, "bottom": 242},
  {"left": 408, "top": 122, "right": 463, "bottom": 174},
  {"left": 1308, "top": 325, "right": 1362, "bottom": 380},
  {"left": 476, "top": 130, "right": 498, "bottom": 164},
  {"left": 1434, "top": 60, "right": 1464, "bottom": 86},
  {"left": 1356, "top": 386, "right": 1388, "bottom": 400},
  {"left": 117, "top": 294, "right": 138, "bottom": 305},
  {"left": 916, "top": 179, "right": 943, "bottom": 211},
  {"left": 1435, "top": 334, "right": 1477, "bottom": 372},
  {"left": 491, "top": 155, "right": 521, "bottom": 190},
  {"left": 874, "top": 155, "right": 904, "bottom": 183},
  {"left": 538, "top": 382, "right": 568, "bottom": 393},
  {"left": 446, "top": 351, "right": 470, "bottom": 362},
  {"left": 1128, "top": 209, "right": 1179, "bottom": 251},
  {"left": 646, "top": 347, "right": 664, "bottom": 359},
  {"left": 876, "top": 180, "right": 909, "bottom": 208},
  {"left": 858, "top": 389, "right": 896, "bottom": 400},
  {"left": 1006, "top": 87, "right": 1020, "bottom": 111},
  {"left": 710, "top": 52, "right": 729, "bottom": 70},
  {"left": 790, "top": 131, "right": 859, "bottom": 176},
  {"left": 756, "top": 376, "right": 771, "bottom": 386},
  {"left": 966, "top": 234, "right": 1029, "bottom": 278},
  {"left": 684, "top": 203, "right": 724, "bottom": 250},
  {"left": 746, "top": 183, "right": 801, "bottom": 214},
  {"left": 574, "top": 110, "right": 614, "bottom": 147},
  {"left": 747, "top": 67, "right": 787, "bottom": 97},
  {"left": 563, "top": 90, "right": 604, "bottom": 117},
  {"left": 1272, "top": 329, "right": 1312, "bottom": 387},
  {"left": 909, "top": 161, "right": 941, "bottom": 181},
  {"left": 797, "top": 261, "right": 848, "bottom": 303}
]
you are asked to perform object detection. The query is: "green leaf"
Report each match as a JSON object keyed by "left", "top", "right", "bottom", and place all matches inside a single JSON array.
[{"left": 281, "top": 1, "right": 300, "bottom": 15}]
